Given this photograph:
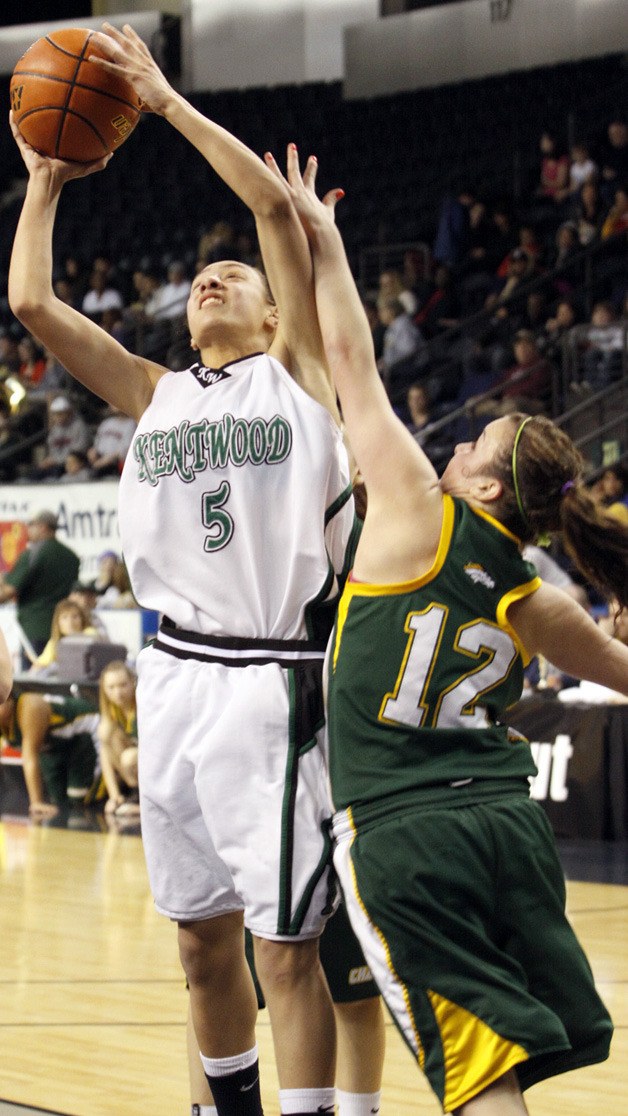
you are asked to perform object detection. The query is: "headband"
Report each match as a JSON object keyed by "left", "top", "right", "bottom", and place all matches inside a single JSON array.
[
  {"left": 511, "top": 416, "right": 533, "bottom": 531},
  {"left": 561, "top": 480, "right": 575, "bottom": 496}
]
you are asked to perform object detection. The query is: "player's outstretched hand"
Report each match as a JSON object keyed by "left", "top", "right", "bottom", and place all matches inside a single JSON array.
[
  {"left": 264, "top": 144, "right": 345, "bottom": 241},
  {"left": 10, "top": 111, "right": 111, "bottom": 182},
  {"left": 91, "top": 23, "right": 174, "bottom": 115}
]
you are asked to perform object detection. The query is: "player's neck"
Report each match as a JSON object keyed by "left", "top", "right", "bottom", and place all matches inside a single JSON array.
[{"left": 197, "top": 339, "right": 265, "bottom": 371}]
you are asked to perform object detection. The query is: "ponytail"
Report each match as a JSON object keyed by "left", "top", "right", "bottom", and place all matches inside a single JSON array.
[{"left": 493, "top": 413, "right": 628, "bottom": 607}]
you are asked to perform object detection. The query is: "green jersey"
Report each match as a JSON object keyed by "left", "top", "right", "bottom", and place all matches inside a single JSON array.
[
  {"left": 9, "top": 693, "right": 99, "bottom": 751},
  {"left": 327, "top": 495, "right": 541, "bottom": 822}
]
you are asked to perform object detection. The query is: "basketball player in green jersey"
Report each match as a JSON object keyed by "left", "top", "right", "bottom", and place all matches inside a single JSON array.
[{"left": 265, "top": 146, "right": 628, "bottom": 1114}]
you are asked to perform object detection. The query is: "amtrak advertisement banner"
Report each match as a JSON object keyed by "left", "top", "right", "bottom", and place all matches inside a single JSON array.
[{"left": 0, "top": 481, "right": 120, "bottom": 582}]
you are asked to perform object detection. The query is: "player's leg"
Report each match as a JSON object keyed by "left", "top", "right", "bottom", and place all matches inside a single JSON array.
[
  {"left": 253, "top": 934, "right": 336, "bottom": 1114},
  {"left": 186, "top": 1002, "right": 217, "bottom": 1116},
  {"left": 179, "top": 912, "right": 263, "bottom": 1116},
  {"left": 454, "top": 1069, "right": 528, "bottom": 1114},
  {"left": 334, "top": 998, "right": 385, "bottom": 1115},
  {"left": 319, "top": 903, "right": 385, "bottom": 1115}
]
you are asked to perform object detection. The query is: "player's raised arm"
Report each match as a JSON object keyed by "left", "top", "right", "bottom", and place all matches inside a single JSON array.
[
  {"left": 90, "top": 24, "right": 337, "bottom": 418},
  {"left": 7, "top": 117, "right": 163, "bottom": 420},
  {"left": 266, "top": 147, "right": 441, "bottom": 524}
]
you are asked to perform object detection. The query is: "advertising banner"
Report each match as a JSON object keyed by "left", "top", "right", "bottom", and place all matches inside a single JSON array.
[{"left": 0, "top": 481, "right": 120, "bottom": 581}]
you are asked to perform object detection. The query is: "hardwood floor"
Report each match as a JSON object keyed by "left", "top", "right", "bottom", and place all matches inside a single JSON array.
[{"left": 0, "top": 818, "right": 625, "bottom": 1115}]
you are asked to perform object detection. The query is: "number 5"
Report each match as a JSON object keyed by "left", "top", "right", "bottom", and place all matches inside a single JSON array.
[{"left": 202, "top": 481, "right": 234, "bottom": 552}]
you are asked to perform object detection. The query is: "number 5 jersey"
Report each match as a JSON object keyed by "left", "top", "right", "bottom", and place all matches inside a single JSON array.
[{"left": 118, "top": 353, "right": 358, "bottom": 642}]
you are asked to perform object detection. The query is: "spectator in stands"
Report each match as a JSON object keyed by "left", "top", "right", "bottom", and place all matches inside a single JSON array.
[
  {"left": 404, "top": 381, "right": 452, "bottom": 472},
  {"left": 59, "top": 448, "right": 93, "bottom": 483},
  {"left": 376, "top": 268, "right": 417, "bottom": 315},
  {"left": 538, "top": 297, "right": 579, "bottom": 368},
  {"left": 470, "top": 330, "right": 555, "bottom": 418},
  {"left": 573, "top": 179, "right": 606, "bottom": 245},
  {"left": 27, "top": 394, "right": 90, "bottom": 481},
  {"left": 97, "top": 659, "right": 140, "bottom": 816},
  {"left": 87, "top": 404, "right": 136, "bottom": 477},
  {"left": 555, "top": 140, "right": 598, "bottom": 203},
  {"left": 413, "top": 264, "right": 460, "bottom": 339},
  {"left": 519, "top": 290, "right": 549, "bottom": 337},
  {"left": 483, "top": 249, "right": 534, "bottom": 355},
  {"left": 94, "top": 551, "right": 137, "bottom": 610},
  {"left": 601, "top": 183, "right": 628, "bottom": 239},
  {"left": 0, "top": 509, "right": 80, "bottom": 666},
  {"left": 30, "top": 596, "right": 101, "bottom": 673},
  {"left": 53, "top": 276, "right": 78, "bottom": 308},
  {"left": 457, "top": 200, "right": 505, "bottom": 313},
  {"left": 151, "top": 259, "right": 191, "bottom": 320},
  {"left": 577, "top": 301, "right": 624, "bottom": 389},
  {"left": 0, "top": 688, "right": 99, "bottom": 817},
  {"left": 533, "top": 129, "right": 570, "bottom": 203},
  {"left": 38, "top": 347, "right": 71, "bottom": 395},
  {"left": 16, "top": 334, "right": 46, "bottom": 389},
  {"left": 81, "top": 265, "right": 124, "bottom": 320},
  {"left": 58, "top": 253, "right": 88, "bottom": 305},
  {"left": 362, "top": 296, "right": 386, "bottom": 363},
  {"left": 589, "top": 464, "right": 628, "bottom": 526},
  {"left": 69, "top": 580, "right": 110, "bottom": 638},
  {"left": 596, "top": 117, "right": 628, "bottom": 203},
  {"left": 547, "top": 221, "right": 583, "bottom": 296},
  {"left": 432, "top": 185, "right": 474, "bottom": 268},
  {"left": 377, "top": 297, "right": 426, "bottom": 389}
]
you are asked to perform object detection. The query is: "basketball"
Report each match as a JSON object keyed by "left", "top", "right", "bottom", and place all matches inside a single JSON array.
[{"left": 10, "top": 27, "right": 143, "bottom": 163}]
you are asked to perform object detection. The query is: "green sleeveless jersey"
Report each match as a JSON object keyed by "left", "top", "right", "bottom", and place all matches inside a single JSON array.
[
  {"left": 327, "top": 495, "right": 542, "bottom": 821},
  {"left": 9, "top": 693, "right": 98, "bottom": 750}
]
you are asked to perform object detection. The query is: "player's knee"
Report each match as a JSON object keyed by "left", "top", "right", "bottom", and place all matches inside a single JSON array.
[
  {"left": 178, "top": 912, "right": 244, "bottom": 988},
  {"left": 253, "top": 935, "right": 321, "bottom": 994}
]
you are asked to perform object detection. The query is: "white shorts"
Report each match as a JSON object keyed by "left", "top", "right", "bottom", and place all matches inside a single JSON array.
[{"left": 136, "top": 625, "right": 336, "bottom": 940}]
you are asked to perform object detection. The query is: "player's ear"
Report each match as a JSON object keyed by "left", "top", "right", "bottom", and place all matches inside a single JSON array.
[
  {"left": 472, "top": 475, "right": 503, "bottom": 503},
  {"left": 264, "top": 304, "right": 279, "bottom": 333},
  {"left": 190, "top": 337, "right": 199, "bottom": 351}
]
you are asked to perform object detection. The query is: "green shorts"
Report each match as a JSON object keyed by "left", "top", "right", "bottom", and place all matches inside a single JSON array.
[
  {"left": 40, "top": 732, "right": 98, "bottom": 808},
  {"left": 246, "top": 900, "right": 379, "bottom": 1007},
  {"left": 334, "top": 793, "right": 612, "bottom": 1112}
]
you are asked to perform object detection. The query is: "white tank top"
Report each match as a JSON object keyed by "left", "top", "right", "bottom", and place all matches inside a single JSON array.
[{"left": 118, "top": 353, "right": 356, "bottom": 641}]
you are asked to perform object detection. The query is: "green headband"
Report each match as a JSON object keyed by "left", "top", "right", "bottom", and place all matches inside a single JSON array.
[{"left": 511, "top": 416, "right": 533, "bottom": 531}]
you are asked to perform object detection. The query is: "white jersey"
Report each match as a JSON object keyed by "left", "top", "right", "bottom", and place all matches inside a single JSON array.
[{"left": 118, "top": 353, "right": 357, "bottom": 641}]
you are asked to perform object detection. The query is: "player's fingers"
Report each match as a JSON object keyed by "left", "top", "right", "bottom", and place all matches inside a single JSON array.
[
  {"left": 322, "top": 188, "right": 345, "bottom": 215},
  {"left": 302, "top": 155, "right": 318, "bottom": 190},
  {"left": 264, "top": 151, "right": 285, "bottom": 184},
  {"left": 286, "top": 143, "right": 306, "bottom": 188},
  {"left": 121, "top": 23, "right": 153, "bottom": 56}
]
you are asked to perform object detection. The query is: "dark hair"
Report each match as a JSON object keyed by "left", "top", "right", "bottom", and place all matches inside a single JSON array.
[{"left": 492, "top": 413, "right": 628, "bottom": 607}]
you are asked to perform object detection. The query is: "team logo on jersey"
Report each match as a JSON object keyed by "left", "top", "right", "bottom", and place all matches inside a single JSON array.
[
  {"left": 191, "top": 363, "right": 232, "bottom": 387},
  {"left": 132, "top": 413, "right": 293, "bottom": 486},
  {"left": 464, "top": 562, "right": 496, "bottom": 590}
]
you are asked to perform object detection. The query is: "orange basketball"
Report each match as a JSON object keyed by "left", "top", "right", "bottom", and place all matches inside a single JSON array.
[{"left": 10, "top": 27, "right": 142, "bottom": 163}]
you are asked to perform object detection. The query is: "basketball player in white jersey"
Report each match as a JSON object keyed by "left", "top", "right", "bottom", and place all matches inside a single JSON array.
[{"left": 8, "top": 23, "right": 385, "bottom": 1116}]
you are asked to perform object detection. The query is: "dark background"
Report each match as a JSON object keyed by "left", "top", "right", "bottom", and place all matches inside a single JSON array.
[{"left": 0, "top": 2, "right": 91, "bottom": 27}]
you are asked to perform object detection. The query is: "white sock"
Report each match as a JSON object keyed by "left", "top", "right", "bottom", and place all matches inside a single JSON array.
[
  {"left": 199, "top": 1043, "right": 258, "bottom": 1076},
  {"left": 336, "top": 1089, "right": 382, "bottom": 1115},
  {"left": 191, "top": 1106, "right": 218, "bottom": 1116},
  {"left": 279, "top": 1086, "right": 336, "bottom": 1113}
]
